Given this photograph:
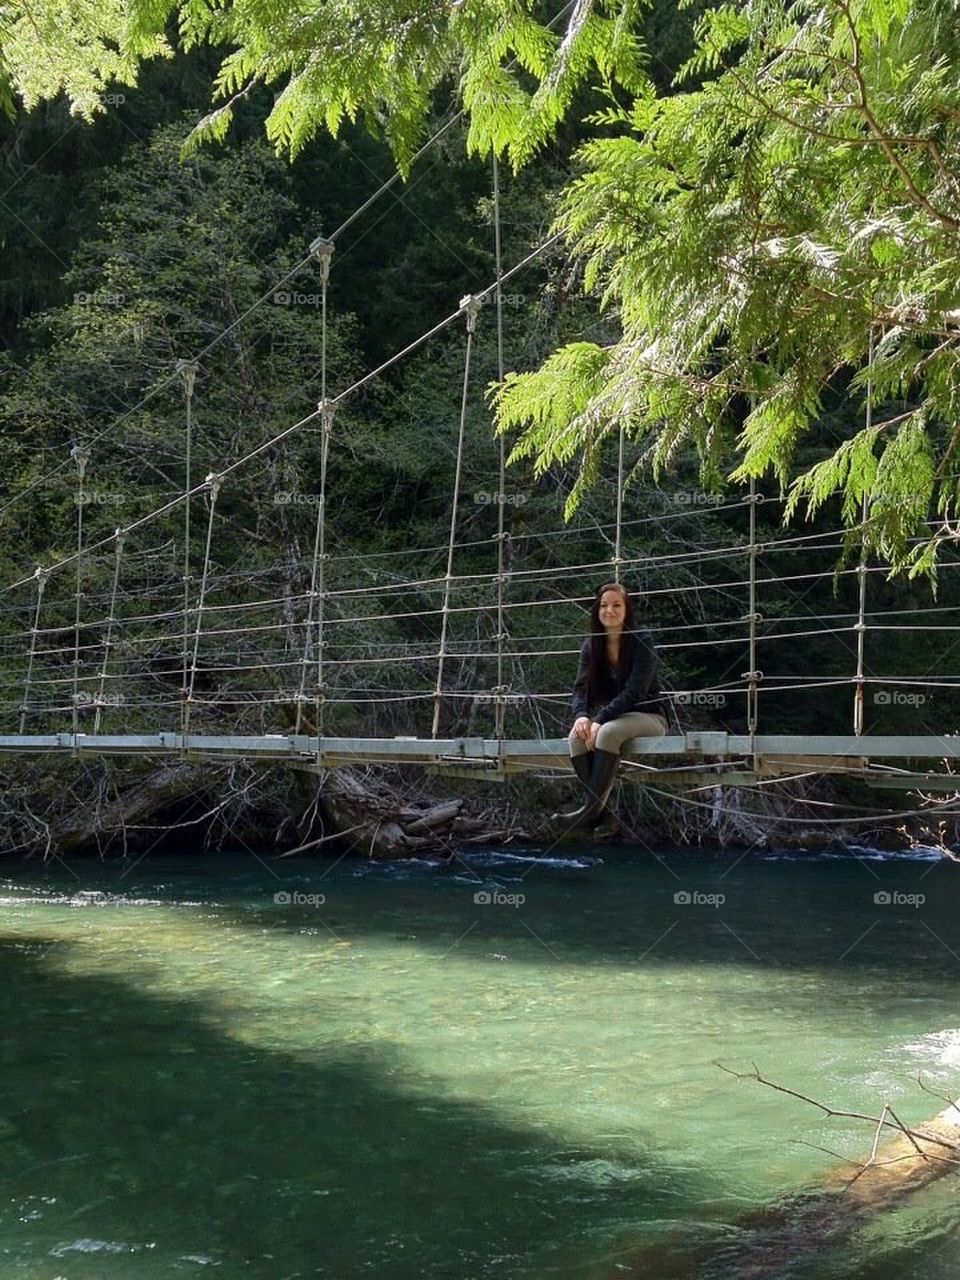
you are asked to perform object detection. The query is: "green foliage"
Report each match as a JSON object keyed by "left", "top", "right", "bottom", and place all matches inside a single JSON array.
[
  {"left": 0, "top": 0, "right": 171, "bottom": 118},
  {"left": 2, "top": 0, "right": 650, "bottom": 173},
  {"left": 493, "top": 0, "right": 960, "bottom": 570}
]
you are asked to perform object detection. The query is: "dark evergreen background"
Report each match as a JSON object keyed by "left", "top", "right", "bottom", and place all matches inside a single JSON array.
[{"left": 0, "top": 0, "right": 955, "bottom": 772}]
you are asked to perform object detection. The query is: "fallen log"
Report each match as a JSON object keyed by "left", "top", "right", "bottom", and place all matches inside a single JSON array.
[
  {"left": 403, "top": 800, "right": 462, "bottom": 834},
  {"left": 317, "top": 768, "right": 465, "bottom": 856},
  {"left": 706, "top": 1103, "right": 960, "bottom": 1279},
  {"left": 52, "top": 763, "right": 211, "bottom": 856},
  {"left": 617, "top": 1069, "right": 960, "bottom": 1279}
]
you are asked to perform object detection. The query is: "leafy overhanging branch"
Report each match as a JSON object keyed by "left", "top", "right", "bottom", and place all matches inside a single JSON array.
[
  {"left": 0, "top": 0, "right": 649, "bottom": 173},
  {"left": 492, "top": 0, "right": 960, "bottom": 572}
]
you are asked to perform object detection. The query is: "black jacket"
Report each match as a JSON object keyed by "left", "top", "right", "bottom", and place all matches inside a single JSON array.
[{"left": 571, "top": 629, "right": 665, "bottom": 724}]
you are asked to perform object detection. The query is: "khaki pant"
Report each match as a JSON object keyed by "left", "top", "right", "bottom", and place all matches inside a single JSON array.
[{"left": 569, "top": 711, "right": 667, "bottom": 757}]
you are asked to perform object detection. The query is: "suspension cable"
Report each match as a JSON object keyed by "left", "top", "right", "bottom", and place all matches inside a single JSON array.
[
  {"left": 854, "top": 327, "right": 874, "bottom": 736},
  {"left": 183, "top": 473, "right": 222, "bottom": 740},
  {"left": 432, "top": 295, "right": 482, "bottom": 737},
  {"left": 295, "top": 238, "right": 335, "bottom": 738},
  {"left": 492, "top": 151, "right": 509, "bottom": 744},
  {"left": 178, "top": 358, "right": 197, "bottom": 743},
  {"left": 94, "top": 529, "right": 125, "bottom": 734},
  {"left": 19, "top": 567, "right": 48, "bottom": 733},
  {"left": 70, "top": 443, "right": 90, "bottom": 750},
  {"left": 614, "top": 424, "right": 625, "bottom": 583},
  {"left": 744, "top": 479, "right": 762, "bottom": 757}
]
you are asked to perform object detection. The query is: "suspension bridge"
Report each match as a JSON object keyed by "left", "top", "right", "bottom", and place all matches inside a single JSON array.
[{"left": 4, "top": 128, "right": 960, "bottom": 817}]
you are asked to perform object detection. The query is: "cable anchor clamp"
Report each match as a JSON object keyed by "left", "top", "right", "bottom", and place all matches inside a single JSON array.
[
  {"left": 317, "top": 399, "right": 337, "bottom": 432},
  {"left": 309, "top": 235, "right": 335, "bottom": 282},
  {"left": 176, "top": 359, "right": 198, "bottom": 396},
  {"left": 460, "top": 294, "right": 483, "bottom": 333},
  {"left": 205, "top": 471, "right": 224, "bottom": 499},
  {"left": 70, "top": 442, "right": 91, "bottom": 479}
]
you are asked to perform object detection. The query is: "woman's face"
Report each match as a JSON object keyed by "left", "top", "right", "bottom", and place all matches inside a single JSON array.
[{"left": 598, "top": 589, "right": 627, "bottom": 632}]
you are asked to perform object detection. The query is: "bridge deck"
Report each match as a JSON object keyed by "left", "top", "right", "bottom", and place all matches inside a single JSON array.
[{"left": 1, "top": 732, "right": 958, "bottom": 789}]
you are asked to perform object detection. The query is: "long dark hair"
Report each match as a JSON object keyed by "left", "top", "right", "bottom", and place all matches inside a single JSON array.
[{"left": 585, "top": 582, "right": 637, "bottom": 709}]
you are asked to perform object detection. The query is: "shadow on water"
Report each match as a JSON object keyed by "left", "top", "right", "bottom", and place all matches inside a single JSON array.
[
  {"left": 0, "top": 934, "right": 716, "bottom": 1279},
  {"left": 2, "top": 852, "right": 959, "bottom": 1278}
]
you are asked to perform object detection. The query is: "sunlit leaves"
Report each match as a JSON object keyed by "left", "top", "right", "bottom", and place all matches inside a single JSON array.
[
  {"left": 0, "top": 0, "right": 172, "bottom": 118},
  {"left": 493, "top": 0, "right": 960, "bottom": 571},
  {"left": 2, "top": 0, "right": 649, "bottom": 174}
]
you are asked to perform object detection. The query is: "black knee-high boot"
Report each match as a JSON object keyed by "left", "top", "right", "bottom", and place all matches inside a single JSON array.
[
  {"left": 549, "top": 752, "right": 592, "bottom": 824},
  {"left": 550, "top": 749, "right": 620, "bottom": 831}
]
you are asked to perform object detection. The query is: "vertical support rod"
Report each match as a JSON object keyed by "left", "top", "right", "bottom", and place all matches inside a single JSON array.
[
  {"left": 745, "top": 477, "right": 761, "bottom": 762},
  {"left": 177, "top": 359, "right": 197, "bottom": 744},
  {"left": 297, "top": 400, "right": 334, "bottom": 754},
  {"left": 20, "top": 567, "right": 48, "bottom": 733},
  {"left": 298, "top": 238, "right": 334, "bottom": 743},
  {"left": 614, "top": 424, "right": 625, "bottom": 583},
  {"left": 71, "top": 443, "right": 90, "bottom": 746},
  {"left": 433, "top": 294, "right": 482, "bottom": 739},
  {"left": 492, "top": 153, "right": 509, "bottom": 743},
  {"left": 854, "top": 328, "right": 874, "bottom": 736},
  {"left": 312, "top": 237, "right": 334, "bottom": 403},
  {"left": 183, "top": 472, "right": 222, "bottom": 741},
  {"left": 94, "top": 529, "right": 125, "bottom": 734}
]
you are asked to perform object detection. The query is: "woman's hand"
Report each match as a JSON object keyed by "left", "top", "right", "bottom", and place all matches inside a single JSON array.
[
  {"left": 586, "top": 721, "right": 600, "bottom": 750},
  {"left": 572, "top": 716, "right": 592, "bottom": 743}
]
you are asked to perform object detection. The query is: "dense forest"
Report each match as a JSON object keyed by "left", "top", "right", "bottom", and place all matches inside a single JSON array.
[{"left": 1, "top": 1, "right": 959, "bottom": 857}]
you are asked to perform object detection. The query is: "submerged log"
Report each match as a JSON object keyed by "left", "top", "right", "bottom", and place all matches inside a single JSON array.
[
  {"left": 616, "top": 1071, "right": 960, "bottom": 1280},
  {"left": 706, "top": 1104, "right": 960, "bottom": 1279}
]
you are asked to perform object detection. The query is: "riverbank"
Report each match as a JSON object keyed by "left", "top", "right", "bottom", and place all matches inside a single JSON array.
[{"left": 0, "top": 756, "right": 954, "bottom": 862}]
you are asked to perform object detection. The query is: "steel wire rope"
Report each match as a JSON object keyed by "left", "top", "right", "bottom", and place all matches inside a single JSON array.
[
  {"left": 70, "top": 445, "right": 90, "bottom": 748},
  {"left": 27, "top": 558, "right": 960, "bottom": 658},
  {"left": 16, "top": 552, "right": 960, "bottom": 663},
  {"left": 18, "top": 568, "right": 48, "bottom": 732},
  {"left": 93, "top": 529, "right": 126, "bottom": 733},
  {"left": 28, "top": 671, "right": 884, "bottom": 700},
  {"left": 61, "top": 619, "right": 872, "bottom": 684},
  {"left": 178, "top": 359, "right": 197, "bottom": 741},
  {"left": 745, "top": 478, "right": 761, "bottom": 757},
  {"left": 0, "top": 533, "right": 851, "bottom": 649},
  {"left": 294, "top": 238, "right": 335, "bottom": 737},
  {"left": 317, "top": 495, "right": 754, "bottom": 567},
  {"left": 432, "top": 295, "right": 482, "bottom": 736},
  {"left": 9, "top": 484, "right": 948, "bottom": 622},
  {"left": 631, "top": 784, "right": 960, "bottom": 827},
  {"left": 182, "top": 475, "right": 222, "bottom": 737},
  {"left": 492, "top": 151, "right": 509, "bottom": 742},
  {"left": 854, "top": 326, "right": 875, "bottom": 736}
]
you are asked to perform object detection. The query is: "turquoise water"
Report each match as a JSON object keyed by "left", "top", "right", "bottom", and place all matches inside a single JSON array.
[{"left": 0, "top": 847, "right": 957, "bottom": 1278}]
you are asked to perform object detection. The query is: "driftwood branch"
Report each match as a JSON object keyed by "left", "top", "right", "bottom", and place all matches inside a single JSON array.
[
  {"left": 616, "top": 1064, "right": 960, "bottom": 1277},
  {"left": 717, "top": 1061, "right": 960, "bottom": 1153}
]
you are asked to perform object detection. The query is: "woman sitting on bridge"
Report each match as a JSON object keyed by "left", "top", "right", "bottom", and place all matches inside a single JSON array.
[{"left": 552, "top": 582, "right": 666, "bottom": 832}]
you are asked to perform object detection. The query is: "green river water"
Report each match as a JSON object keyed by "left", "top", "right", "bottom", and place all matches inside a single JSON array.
[{"left": 0, "top": 846, "right": 957, "bottom": 1279}]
